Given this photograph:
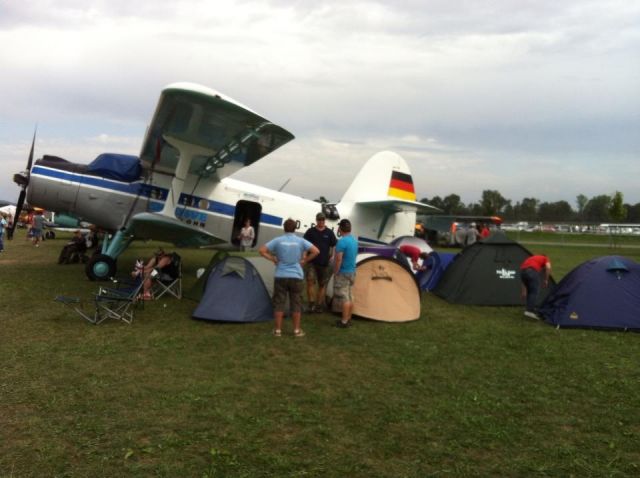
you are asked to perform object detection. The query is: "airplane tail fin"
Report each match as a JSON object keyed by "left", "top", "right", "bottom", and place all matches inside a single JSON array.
[{"left": 337, "top": 151, "right": 439, "bottom": 243}]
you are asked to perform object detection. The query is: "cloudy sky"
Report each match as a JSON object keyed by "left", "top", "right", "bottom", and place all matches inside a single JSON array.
[{"left": 1, "top": 0, "right": 639, "bottom": 208}]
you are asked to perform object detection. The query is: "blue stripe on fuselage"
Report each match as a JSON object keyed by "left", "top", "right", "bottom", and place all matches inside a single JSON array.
[{"left": 31, "top": 165, "right": 283, "bottom": 226}]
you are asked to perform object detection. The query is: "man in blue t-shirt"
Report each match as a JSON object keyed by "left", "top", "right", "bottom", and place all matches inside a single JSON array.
[
  {"left": 334, "top": 218, "right": 358, "bottom": 328},
  {"left": 259, "top": 218, "right": 319, "bottom": 337}
]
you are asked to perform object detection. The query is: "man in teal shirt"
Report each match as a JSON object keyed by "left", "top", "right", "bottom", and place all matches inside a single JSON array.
[{"left": 334, "top": 219, "right": 358, "bottom": 328}]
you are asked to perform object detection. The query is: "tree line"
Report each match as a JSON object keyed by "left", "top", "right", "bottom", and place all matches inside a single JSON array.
[{"left": 419, "top": 191, "right": 640, "bottom": 223}]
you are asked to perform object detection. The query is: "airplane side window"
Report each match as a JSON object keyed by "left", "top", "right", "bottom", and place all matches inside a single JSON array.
[{"left": 295, "top": 220, "right": 301, "bottom": 230}]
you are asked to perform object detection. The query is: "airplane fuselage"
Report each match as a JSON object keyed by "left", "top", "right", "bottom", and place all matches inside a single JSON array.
[{"left": 27, "top": 161, "right": 383, "bottom": 247}]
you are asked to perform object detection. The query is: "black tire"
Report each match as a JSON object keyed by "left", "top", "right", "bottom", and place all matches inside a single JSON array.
[
  {"left": 85, "top": 254, "right": 117, "bottom": 281},
  {"left": 45, "top": 230, "right": 56, "bottom": 239}
]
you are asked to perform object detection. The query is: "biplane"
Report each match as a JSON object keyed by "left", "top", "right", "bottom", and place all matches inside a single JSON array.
[{"left": 10, "top": 83, "right": 437, "bottom": 280}]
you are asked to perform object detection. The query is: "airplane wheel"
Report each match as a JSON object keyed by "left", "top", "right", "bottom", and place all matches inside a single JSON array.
[
  {"left": 45, "top": 231, "right": 56, "bottom": 239},
  {"left": 86, "top": 254, "right": 117, "bottom": 281}
]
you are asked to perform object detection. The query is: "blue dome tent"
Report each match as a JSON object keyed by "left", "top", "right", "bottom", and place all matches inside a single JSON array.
[
  {"left": 539, "top": 256, "right": 640, "bottom": 331},
  {"left": 192, "top": 256, "right": 273, "bottom": 323}
]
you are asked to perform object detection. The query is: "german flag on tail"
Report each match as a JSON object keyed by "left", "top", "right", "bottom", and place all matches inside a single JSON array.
[{"left": 388, "top": 171, "right": 416, "bottom": 201}]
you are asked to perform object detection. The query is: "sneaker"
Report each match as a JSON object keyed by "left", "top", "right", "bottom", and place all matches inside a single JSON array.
[
  {"left": 524, "top": 311, "right": 540, "bottom": 320},
  {"left": 293, "top": 329, "right": 305, "bottom": 337},
  {"left": 273, "top": 329, "right": 282, "bottom": 337},
  {"left": 335, "top": 320, "right": 351, "bottom": 328}
]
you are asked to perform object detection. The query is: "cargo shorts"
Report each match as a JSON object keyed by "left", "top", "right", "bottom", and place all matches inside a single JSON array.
[
  {"left": 304, "top": 263, "right": 333, "bottom": 287},
  {"left": 333, "top": 272, "right": 355, "bottom": 303},
  {"left": 273, "top": 278, "right": 304, "bottom": 313}
]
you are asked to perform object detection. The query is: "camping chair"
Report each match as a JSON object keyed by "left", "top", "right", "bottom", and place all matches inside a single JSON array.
[
  {"left": 152, "top": 252, "right": 182, "bottom": 299},
  {"left": 55, "top": 276, "right": 144, "bottom": 325}
]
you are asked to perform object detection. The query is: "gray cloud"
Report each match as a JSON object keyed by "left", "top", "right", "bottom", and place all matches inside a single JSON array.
[{"left": 1, "top": 0, "right": 639, "bottom": 205}]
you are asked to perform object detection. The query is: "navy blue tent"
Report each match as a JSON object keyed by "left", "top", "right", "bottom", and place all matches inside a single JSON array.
[
  {"left": 192, "top": 256, "right": 273, "bottom": 323},
  {"left": 419, "top": 251, "right": 456, "bottom": 291},
  {"left": 539, "top": 256, "right": 640, "bottom": 330}
]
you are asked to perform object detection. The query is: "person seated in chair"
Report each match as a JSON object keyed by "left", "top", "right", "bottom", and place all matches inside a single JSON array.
[
  {"left": 132, "top": 248, "right": 174, "bottom": 300},
  {"left": 58, "top": 230, "right": 88, "bottom": 264}
]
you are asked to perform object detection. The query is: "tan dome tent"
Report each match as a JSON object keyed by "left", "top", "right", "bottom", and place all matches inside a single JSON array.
[{"left": 330, "top": 255, "right": 421, "bottom": 322}]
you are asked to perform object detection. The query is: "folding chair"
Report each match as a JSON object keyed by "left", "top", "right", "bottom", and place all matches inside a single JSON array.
[
  {"left": 55, "top": 277, "right": 144, "bottom": 325},
  {"left": 152, "top": 252, "right": 182, "bottom": 299}
]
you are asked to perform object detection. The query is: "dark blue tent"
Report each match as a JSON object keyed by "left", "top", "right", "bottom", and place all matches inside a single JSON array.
[
  {"left": 418, "top": 251, "right": 456, "bottom": 291},
  {"left": 192, "top": 256, "right": 273, "bottom": 323},
  {"left": 539, "top": 256, "right": 640, "bottom": 331}
]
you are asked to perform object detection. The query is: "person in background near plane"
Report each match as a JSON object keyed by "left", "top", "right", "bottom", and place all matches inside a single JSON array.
[
  {"left": 259, "top": 218, "right": 319, "bottom": 337},
  {"left": 238, "top": 218, "right": 255, "bottom": 252},
  {"left": 303, "top": 212, "right": 337, "bottom": 313},
  {"left": 520, "top": 254, "right": 552, "bottom": 320},
  {"left": 0, "top": 213, "right": 7, "bottom": 252},
  {"left": 334, "top": 219, "right": 358, "bottom": 328},
  {"left": 398, "top": 244, "right": 430, "bottom": 272},
  {"left": 31, "top": 210, "right": 45, "bottom": 247},
  {"left": 479, "top": 223, "right": 491, "bottom": 239},
  {"left": 465, "top": 222, "right": 480, "bottom": 246}
]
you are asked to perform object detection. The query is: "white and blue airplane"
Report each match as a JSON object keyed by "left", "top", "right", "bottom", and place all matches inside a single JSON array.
[{"left": 11, "top": 83, "right": 437, "bottom": 280}]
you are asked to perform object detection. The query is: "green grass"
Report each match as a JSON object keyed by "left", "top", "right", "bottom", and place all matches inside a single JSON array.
[{"left": 2, "top": 231, "right": 640, "bottom": 477}]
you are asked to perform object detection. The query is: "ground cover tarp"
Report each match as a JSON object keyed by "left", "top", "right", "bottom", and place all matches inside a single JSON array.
[
  {"left": 433, "top": 232, "right": 554, "bottom": 305},
  {"left": 539, "top": 255, "right": 640, "bottom": 330}
]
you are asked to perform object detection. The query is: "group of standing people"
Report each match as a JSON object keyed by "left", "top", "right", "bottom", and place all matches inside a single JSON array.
[{"left": 259, "top": 213, "right": 358, "bottom": 337}]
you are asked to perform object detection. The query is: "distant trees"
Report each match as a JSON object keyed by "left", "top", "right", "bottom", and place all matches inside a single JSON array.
[
  {"left": 576, "top": 194, "right": 588, "bottom": 221},
  {"left": 419, "top": 190, "right": 640, "bottom": 224},
  {"left": 480, "top": 190, "right": 509, "bottom": 216},
  {"left": 609, "top": 191, "right": 627, "bottom": 223},
  {"left": 538, "top": 200, "right": 573, "bottom": 222}
]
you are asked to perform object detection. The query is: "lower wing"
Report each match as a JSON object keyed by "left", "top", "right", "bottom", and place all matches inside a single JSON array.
[{"left": 125, "top": 212, "right": 226, "bottom": 247}]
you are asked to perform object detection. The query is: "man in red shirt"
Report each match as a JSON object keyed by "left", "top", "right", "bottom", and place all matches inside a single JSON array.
[
  {"left": 520, "top": 254, "right": 552, "bottom": 319},
  {"left": 399, "top": 244, "right": 430, "bottom": 272}
]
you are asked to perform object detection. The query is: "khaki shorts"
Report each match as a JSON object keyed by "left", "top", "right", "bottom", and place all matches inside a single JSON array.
[
  {"left": 273, "top": 278, "right": 304, "bottom": 313},
  {"left": 333, "top": 273, "right": 355, "bottom": 303},
  {"left": 304, "top": 263, "right": 333, "bottom": 287}
]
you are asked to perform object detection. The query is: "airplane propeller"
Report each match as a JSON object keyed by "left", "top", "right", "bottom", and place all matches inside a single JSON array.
[{"left": 7, "top": 129, "right": 37, "bottom": 240}]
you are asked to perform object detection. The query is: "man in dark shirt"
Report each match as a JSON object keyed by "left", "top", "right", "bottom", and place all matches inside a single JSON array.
[{"left": 303, "top": 212, "right": 338, "bottom": 313}]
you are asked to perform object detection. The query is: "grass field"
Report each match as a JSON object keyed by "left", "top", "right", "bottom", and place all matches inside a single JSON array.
[{"left": 2, "top": 230, "right": 640, "bottom": 477}]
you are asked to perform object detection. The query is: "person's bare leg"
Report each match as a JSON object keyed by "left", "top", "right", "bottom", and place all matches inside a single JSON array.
[
  {"left": 342, "top": 301, "right": 353, "bottom": 323},
  {"left": 306, "top": 279, "right": 315, "bottom": 308},
  {"left": 292, "top": 311, "right": 302, "bottom": 332},
  {"left": 274, "top": 311, "right": 285, "bottom": 334}
]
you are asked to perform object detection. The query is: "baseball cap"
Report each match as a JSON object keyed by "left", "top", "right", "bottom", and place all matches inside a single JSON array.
[
  {"left": 339, "top": 219, "right": 351, "bottom": 229},
  {"left": 316, "top": 212, "right": 326, "bottom": 220}
]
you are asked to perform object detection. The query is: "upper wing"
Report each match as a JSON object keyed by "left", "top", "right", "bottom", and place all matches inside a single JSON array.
[
  {"left": 139, "top": 83, "right": 294, "bottom": 181},
  {"left": 125, "top": 212, "right": 226, "bottom": 247}
]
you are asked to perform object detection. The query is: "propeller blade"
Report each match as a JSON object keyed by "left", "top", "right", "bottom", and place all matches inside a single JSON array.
[
  {"left": 8, "top": 129, "right": 37, "bottom": 240},
  {"left": 27, "top": 127, "right": 37, "bottom": 171},
  {"left": 7, "top": 190, "right": 26, "bottom": 240}
]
